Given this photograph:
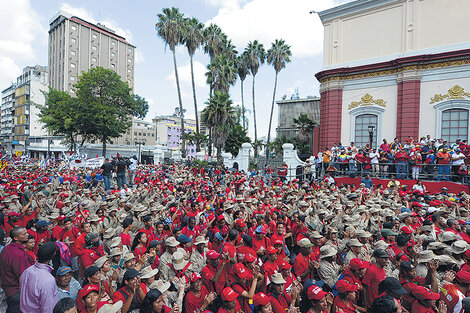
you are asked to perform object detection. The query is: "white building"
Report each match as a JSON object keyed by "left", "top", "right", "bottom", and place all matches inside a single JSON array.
[{"left": 315, "top": 0, "right": 470, "bottom": 151}]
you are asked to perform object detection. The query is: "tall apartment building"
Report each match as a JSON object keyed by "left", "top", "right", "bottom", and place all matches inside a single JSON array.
[
  {"left": 1, "top": 84, "right": 16, "bottom": 145},
  {"left": 14, "top": 66, "right": 49, "bottom": 144},
  {"left": 48, "top": 10, "right": 135, "bottom": 93},
  {"left": 153, "top": 116, "right": 197, "bottom": 157}
]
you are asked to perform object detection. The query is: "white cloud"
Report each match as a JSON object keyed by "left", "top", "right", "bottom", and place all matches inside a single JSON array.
[
  {"left": 60, "top": 3, "right": 133, "bottom": 42},
  {"left": 0, "top": 0, "right": 45, "bottom": 88},
  {"left": 206, "top": 0, "right": 350, "bottom": 58},
  {"left": 165, "top": 61, "right": 207, "bottom": 88}
]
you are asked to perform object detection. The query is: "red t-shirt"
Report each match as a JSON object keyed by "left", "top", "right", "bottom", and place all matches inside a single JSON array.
[
  {"left": 252, "top": 236, "right": 270, "bottom": 252},
  {"left": 121, "top": 232, "right": 131, "bottom": 246},
  {"left": 362, "top": 263, "right": 386, "bottom": 308},
  {"left": 232, "top": 282, "right": 252, "bottom": 313},
  {"left": 185, "top": 285, "right": 209, "bottom": 313},
  {"left": 333, "top": 297, "right": 356, "bottom": 313},
  {"left": 61, "top": 227, "right": 80, "bottom": 256},
  {"left": 216, "top": 300, "right": 241, "bottom": 313},
  {"left": 202, "top": 262, "right": 226, "bottom": 294},
  {"left": 411, "top": 301, "right": 434, "bottom": 313},
  {"left": 270, "top": 292, "right": 292, "bottom": 313},
  {"left": 263, "top": 260, "right": 279, "bottom": 280},
  {"left": 293, "top": 252, "right": 315, "bottom": 280}
]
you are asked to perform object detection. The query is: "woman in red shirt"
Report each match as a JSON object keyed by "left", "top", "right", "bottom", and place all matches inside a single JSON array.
[
  {"left": 132, "top": 232, "right": 148, "bottom": 263},
  {"left": 304, "top": 285, "right": 332, "bottom": 313},
  {"left": 139, "top": 288, "right": 173, "bottom": 313},
  {"left": 184, "top": 273, "right": 216, "bottom": 313},
  {"left": 332, "top": 280, "right": 361, "bottom": 313},
  {"left": 24, "top": 235, "right": 37, "bottom": 263}
]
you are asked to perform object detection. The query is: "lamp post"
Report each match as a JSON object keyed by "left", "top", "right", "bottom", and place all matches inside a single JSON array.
[
  {"left": 135, "top": 139, "right": 145, "bottom": 163},
  {"left": 368, "top": 125, "right": 375, "bottom": 148}
]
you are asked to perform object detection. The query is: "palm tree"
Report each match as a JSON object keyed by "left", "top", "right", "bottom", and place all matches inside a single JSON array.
[
  {"left": 201, "top": 92, "right": 235, "bottom": 167},
  {"left": 203, "top": 24, "right": 225, "bottom": 97},
  {"left": 236, "top": 52, "right": 250, "bottom": 131},
  {"left": 266, "top": 39, "right": 292, "bottom": 157},
  {"left": 245, "top": 40, "right": 265, "bottom": 158},
  {"left": 293, "top": 113, "right": 318, "bottom": 147},
  {"left": 156, "top": 7, "right": 187, "bottom": 158},
  {"left": 182, "top": 17, "right": 204, "bottom": 152},
  {"left": 205, "top": 54, "right": 237, "bottom": 94}
]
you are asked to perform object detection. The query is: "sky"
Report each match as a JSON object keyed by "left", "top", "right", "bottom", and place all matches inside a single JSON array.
[{"left": 0, "top": 0, "right": 352, "bottom": 140}]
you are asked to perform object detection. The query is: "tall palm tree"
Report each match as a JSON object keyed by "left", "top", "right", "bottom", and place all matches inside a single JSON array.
[
  {"left": 293, "top": 113, "right": 318, "bottom": 147},
  {"left": 205, "top": 53, "right": 237, "bottom": 94},
  {"left": 245, "top": 40, "right": 265, "bottom": 158},
  {"left": 266, "top": 39, "right": 292, "bottom": 157},
  {"left": 201, "top": 92, "right": 235, "bottom": 167},
  {"left": 182, "top": 17, "right": 204, "bottom": 152},
  {"left": 236, "top": 52, "right": 250, "bottom": 131},
  {"left": 203, "top": 24, "right": 225, "bottom": 97},
  {"left": 156, "top": 7, "right": 187, "bottom": 158}
]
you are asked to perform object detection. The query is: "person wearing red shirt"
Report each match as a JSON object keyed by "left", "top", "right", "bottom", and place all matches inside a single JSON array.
[
  {"left": 231, "top": 263, "right": 261, "bottom": 313},
  {"left": 217, "top": 287, "right": 242, "bottom": 313},
  {"left": 201, "top": 250, "right": 228, "bottom": 294},
  {"left": 269, "top": 273, "right": 294, "bottom": 313},
  {"left": 185, "top": 273, "right": 216, "bottom": 313},
  {"left": 181, "top": 217, "right": 197, "bottom": 239},
  {"left": 252, "top": 226, "right": 271, "bottom": 256},
  {"left": 24, "top": 235, "right": 38, "bottom": 263},
  {"left": 362, "top": 249, "right": 389, "bottom": 309},
  {"left": 132, "top": 232, "right": 148, "bottom": 263},
  {"left": 75, "top": 222, "right": 92, "bottom": 256},
  {"left": 79, "top": 233, "right": 105, "bottom": 270},
  {"left": 61, "top": 217, "right": 80, "bottom": 268},
  {"left": 112, "top": 268, "right": 141, "bottom": 313},
  {"left": 411, "top": 286, "right": 441, "bottom": 313},
  {"left": 212, "top": 215, "right": 229, "bottom": 237},
  {"left": 440, "top": 270, "right": 470, "bottom": 313},
  {"left": 436, "top": 148, "right": 452, "bottom": 181},
  {"left": 293, "top": 238, "right": 317, "bottom": 282},
  {"left": 263, "top": 246, "right": 279, "bottom": 279},
  {"left": 4, "top": 212, "right": 23, "bottom": 236},
  {"left": 19, "top": 200, "right": 41, "bottom": 231},
  {"left": 139, "top": 216, "right": 155, "bottom": 238},
  {"left": 278, "top": 261, "right": 297, "bottom": 293},
  {"left": 30, "top": 220, "right": 52, "bottom": 254},
  {"left": 52, "top": 215, "right": 65, "bottom": 241},
  {"left": 120, "top": 218, "right": 133, "bottom": 247},
  {"left": 333, "top": 280, "right": 361, "bottom": 313},
  {"left": 271, "top": 222, "right": 286, "bottom": 246}
]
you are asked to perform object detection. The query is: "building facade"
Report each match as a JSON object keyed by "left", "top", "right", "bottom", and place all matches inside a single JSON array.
[
  {"left": 315, "top": 0, "right": 470, "bottom": 151},
  {"left": 1, "top": 84, "right": 16, "bottom": 146},
  {"left": 48, "top": 10, "right": 135, "bottom": 93},
  {"left": 277, "top": 97, "right": 321, "bottom": 152},
  {"left": 153, "top": 116, "right": 197, "bottom": 157},
  {"left": 113, "top": 119, "right": 156, "bottom": 146}
]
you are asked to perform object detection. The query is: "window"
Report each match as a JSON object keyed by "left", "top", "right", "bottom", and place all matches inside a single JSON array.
[
  {"left": 71, "top": 38, "right": 76, "bottom": 44},
  {"left": 70, "top": 63, "right": 76, "bottom": 69},
  {"left": 128, "top": 47, "right": 132, "bottom": 53},
  {"left": 354, "top": 114, "right": 378, "bottom": 148},
  {"left": 92, "top": 34, "right": 97, "bottom": 40},
  {"left": 441, "top": 109, "right": 468, "bottom": 142},
  {"left": 71, "top": 25, "right": 77, "bottom": 31},
  {"left": 92, "top": 46, "right": 97, "bottom": 51},
  {"left": 92, "top": 57, "right": 97, "bottom": 63},
  {"left": 112, "top": 41, "right": 116, "bottom": 47},
  {"left": 111, "top": 52, "right": 116, "bottom": 58},
  {"left": 70, "top": 76, "right": 75, "bottom": 81},
  {"left": 111, "top": 64, "right": 115, "bottom": 69},
  {"left": 127, "top": 79, "right": 131, "bottom": 84},
  {"left": 71, "top": 50, "right": 76, "bottom": 56},
  {"left": 128, "top": 58, "right": 131, "bottom": 63},
  {"left": 128, "top": 69, "right": 131, "bottom": 73}
]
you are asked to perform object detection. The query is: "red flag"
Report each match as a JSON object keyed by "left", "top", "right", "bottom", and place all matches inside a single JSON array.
[
  {"left": 116, "top": 153, "right": 120, "bottom": 157},
  {"left": 96, "top": 154, "right": 99, "bottom": 158}
]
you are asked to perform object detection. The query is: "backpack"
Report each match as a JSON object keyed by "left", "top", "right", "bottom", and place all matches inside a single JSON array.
[{"left": 55, "top": 241, "right": 71, "bottom": 265}]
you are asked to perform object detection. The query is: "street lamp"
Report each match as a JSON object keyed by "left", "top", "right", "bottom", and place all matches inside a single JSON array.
[
  {"left": 135, "top": 139, "right": 146, "bottom": 163},
  {"left": 368, "top": 125, "right": 375, "bottom": 148},
  {"left": 47, "top": 138, "right": 53, "bottom": 159}
]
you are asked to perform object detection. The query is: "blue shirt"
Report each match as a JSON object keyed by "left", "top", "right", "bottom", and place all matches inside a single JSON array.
[
  {"left": 361, "top": 178, "right": 373, "bottom": 189},
  {"left": 57, "top": 277, "right": 81, "bottom": 300}
]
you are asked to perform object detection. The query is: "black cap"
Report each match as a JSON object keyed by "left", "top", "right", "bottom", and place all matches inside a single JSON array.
[
  {"left": 143, "top": 215, "right": 152, "bottom": 222},
  {"left": 123, "top": 268, "right": 140, "bottom": 282},
  {"left": 381, "top": 277, "right": 407, "bottom": 295},
  {"left": 148, "top": 240, "right": 159, "bottom": 250},
  {"left": 373, "top": 249, "right": 391, "bottom": 259},
  {"left": 400, "top": 261, "right": 414, "bottom": 271},
  {"left": 84, "top": 266, "right": 100, "bottom": 279}
]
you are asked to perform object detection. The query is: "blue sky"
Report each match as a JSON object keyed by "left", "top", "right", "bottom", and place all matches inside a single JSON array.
[{"left": 0, "top": 0, "right": 350, "bottom": 139}]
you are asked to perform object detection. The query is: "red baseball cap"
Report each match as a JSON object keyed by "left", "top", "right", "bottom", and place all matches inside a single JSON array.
[
  {"left": 79, "top": 284, "right": 99, "bottom": 299},
  {"left": 272, "top": 239, "right": 283, "bottom": 246},
  {"left": 456, "top": 270, "right": 470, "bottom": 284},
  {"left": 190, "top": 272, "right": 202, "bottom": 283},
  {"left": 7, "top": 211, "right": 21, "bottom": 217},
  {"left": 221, "top": 287, "right": 239, "bottom": 301},
  {"left": 411, "top": 201, "right": 422, "bottom": 207},
  {"left": 266, "top": 246, "right": 278, "bottom": 255},
  {"left": 336, "top": 280, "right": 359, "bottom": 294},
  {"left": 253, "top": 292, "right": 270, "bottom": 306},
  {"left": 400, "top": 226, "right": 413, "bottom": 234},
  {"left": 217, "top": 215, "right": 225, "bottom": 222},
  {"left": 244, "top": 253, "right": 257, "bottom": 263},
  {"left": 57, "top": 215, "right": 66, "bottom": 221},
  {"left": 235, "top": 219, "right": 246, "bottom": 228},
  {"left": 349, "top": 258, "right": 369, "bottom": 270},
  {"left": 207, "top": 250, "right": 220, "bottom": 260},
  {"left": 279, "top": 260, "right": 292, "bottom": 270},
  {"left": 234, "top": 263, "right": 250, "bottom": 279},
  {"left": 307, "top": 285, "right": 327, "bottom": 300},
  {"left": 412, "top": 286, "right": 440, "bottom": 301}
]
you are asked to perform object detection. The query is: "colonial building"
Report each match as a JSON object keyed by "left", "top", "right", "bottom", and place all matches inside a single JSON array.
[{"left": 315, "top": 0, "right": 470, "bottom": 152}]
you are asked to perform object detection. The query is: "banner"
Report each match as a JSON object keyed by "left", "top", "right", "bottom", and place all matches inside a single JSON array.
[
  {"left": 86, "top": 157, "right": 104, "bottom": 169},
  {"left": 0, "top": 160, "right": 7, "bottom": 172}
]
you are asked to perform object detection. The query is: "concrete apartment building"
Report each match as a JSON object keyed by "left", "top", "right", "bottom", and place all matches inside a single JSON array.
[
  {"left": 1, "top": 84, "right": 16, "bottom": 146},
  {"left": 48, "top": 10, "right": 135, "bottom": 93},
  {"left": 153, "top": 116, "right": 197, "bottom": 157}
]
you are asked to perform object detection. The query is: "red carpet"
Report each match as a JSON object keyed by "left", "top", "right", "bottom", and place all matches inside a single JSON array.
[{"left": 334, "top": 177, "right": 469, "bottom": 194}]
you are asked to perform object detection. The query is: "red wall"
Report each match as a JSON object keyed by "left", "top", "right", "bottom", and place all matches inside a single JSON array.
[
  {"left": 397, "top": 80, "right": 421, "bottom": 140},
  {"left": 319, "top": 88, "right": 343, "bottom": 152}
]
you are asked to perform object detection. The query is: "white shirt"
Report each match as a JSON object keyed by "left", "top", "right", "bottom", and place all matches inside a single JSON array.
[{"left": 452, "top": 152, "right": 465, "bottom": 165}]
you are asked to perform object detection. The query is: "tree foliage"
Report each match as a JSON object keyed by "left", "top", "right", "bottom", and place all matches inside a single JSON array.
[
  {"left": 293, "top": 113, "right": 317, "bottom": 144},
  {"left": 225, "top": 124, "right": 251, "bottom": 157},
  {"left": 74, "top": 67, "right": 148, "bottom": 156}
]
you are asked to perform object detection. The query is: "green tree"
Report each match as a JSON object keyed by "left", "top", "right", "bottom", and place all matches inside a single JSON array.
[
  {"left": 236, "top": 52, "right": 250, "bottom": 131},
  {"left": 38, "top": 88, "right": 88, "bottom": 151},
  {"left": 266, "top": 39, "right": 292, "bottom": 157},
  {"left": 74, "top": 67, "right": 149, "bottom": 157},
  {"left": 293, "top": 113, "right": 318, "bottom": 147},
  {"left": 201, "top": 92, "right": 235, "bottom": 167},
  {"left": 270, "top": 135, "right": 293, "bottom": 156},
  {"left": 245, "top": 40, "right": 265, "bottom": 157},
  {"left": 203, "top": 24, "right": 225, "bottom": 61},
  {"left": 225, "top": 124, "right": 251, "bottom": 157},
  {"left": 205, "top": 53, "right": 237, "bottom": 94},
  {"left": 156, "top": 7, "right": 187, "bottom": 158},
  {"left": 182, "top": 17, "right": 204, "bottom": 152}
]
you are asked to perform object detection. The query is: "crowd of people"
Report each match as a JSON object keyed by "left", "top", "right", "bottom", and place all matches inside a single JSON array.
[
  {"left": 2, "top": 157, "right": 470, "bottom": 313},
  {"left": 312, "top": 136, "right": 470, "bottom": 182}
]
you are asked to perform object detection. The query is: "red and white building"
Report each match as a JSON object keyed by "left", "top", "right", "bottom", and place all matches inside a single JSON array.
[{"left": 315, "top": 0, "right": 470, "bottom": 153}]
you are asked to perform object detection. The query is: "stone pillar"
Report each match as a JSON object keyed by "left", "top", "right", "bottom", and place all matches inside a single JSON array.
[
  {"left": 397, "top": 70, "right": 421, "bottom": 140},
  {"left": 319, "top": 80, "right": 343, "bottom": 150},
  {"left": 153, "top": 145, "right": 164, "bottom": 164},
  {"left": 239, "top": 143, "right": 252, "bottom": 172}
]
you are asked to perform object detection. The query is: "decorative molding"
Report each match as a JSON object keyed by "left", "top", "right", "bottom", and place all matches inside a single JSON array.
[
  {"left": 430, "top": 85, "right": 470, "bottom": 104},
  {"left": 349, "top": 94, "right": 387, "bottom": 110},
  {"left": 349, "top": 106, "right": 384, "bottom": 146}
]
